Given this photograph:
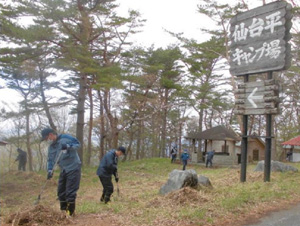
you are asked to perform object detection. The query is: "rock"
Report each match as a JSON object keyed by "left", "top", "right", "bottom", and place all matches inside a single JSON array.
[
  {"left": 159, "top": 169, "right": 198, "bottom": 195},
  {"left": 197, "top": 175, "right": 212, "bottom": 187},
  {"left": 254, "top": 160, "right": 299, "bottom": 172}
]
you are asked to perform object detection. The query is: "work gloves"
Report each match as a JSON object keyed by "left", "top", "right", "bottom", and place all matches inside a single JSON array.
[
  {"left": 115, "top": 171, "right": 119, "bottom": 183},
  {"left": 61, "top": 143, "right": 69, "bottom": 150},
  {"left": 61, "top": 144, "right": 70, "bottom": 154},
  {"left": 47, "top": 171, "right": 53, "bottom": 180}
]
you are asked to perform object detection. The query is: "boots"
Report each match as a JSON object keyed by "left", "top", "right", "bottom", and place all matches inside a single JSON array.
[
  {"left": 67, "top": 202, "right": 75, "bottom": 216},
  {"left": 60, "top": 201, "right": 67, "bottom": 211},
  {"left": 104, "top": 195, "right": 111, "bottom": 204},
  {"left": 100, "top": 193, "right": 105, "bottom": 202}
]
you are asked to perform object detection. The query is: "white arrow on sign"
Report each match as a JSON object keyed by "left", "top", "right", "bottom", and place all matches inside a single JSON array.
[{"left": 247, "top": 87, "right": 263, "bottom": 108}]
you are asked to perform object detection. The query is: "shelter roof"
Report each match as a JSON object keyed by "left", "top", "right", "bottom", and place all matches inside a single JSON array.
[
  {"left": 235, "top": 135, "right": 265, "bottom": 147},
  {"left": 185, "top": 125, "right": 240, "bottom": 141},
  {"left": 281, "top": 135, "right": 300, "bottom": 146},
  {"left": 0, "top": 140, "right": 8, "bottom": 146},
  {"left": 249, "top": 133, "right": 265, "bottom": 146}
]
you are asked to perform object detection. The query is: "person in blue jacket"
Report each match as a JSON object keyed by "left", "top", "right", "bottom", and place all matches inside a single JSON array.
[
  {"left": 206, "top": 150, "right": 215, "bottom": 168},
  {"left": 96, "top": 146, "right": 126, "bottom": 204},
  {"left": 181, "top": 149, "right": 190, "bottom": 171},
  {"left": 41, "top": 128, "right": 81, "bottom": 216}
]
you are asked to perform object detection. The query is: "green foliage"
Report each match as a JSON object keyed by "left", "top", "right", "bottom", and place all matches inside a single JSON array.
[
  {"left": 197, "top": 0, "right": 249, "bottom": 38},
  {"left": 0, "top": 0, "right": 145, "bottom": 93}
]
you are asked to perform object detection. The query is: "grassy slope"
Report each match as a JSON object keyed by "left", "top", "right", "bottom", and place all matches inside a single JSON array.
[{"left": 1, "top": 158, "right": 300, "bottom": 226}]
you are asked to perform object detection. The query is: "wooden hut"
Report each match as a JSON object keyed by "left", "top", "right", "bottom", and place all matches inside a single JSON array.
[
  {"left": 235, "top": 134, "right": 266, "bottom": 163},
  {"left": 185, "top": 125, "right": 241, "bottom": 165},
  {"left": 186, "top": 126, "right": 266, "bottom": 165}
]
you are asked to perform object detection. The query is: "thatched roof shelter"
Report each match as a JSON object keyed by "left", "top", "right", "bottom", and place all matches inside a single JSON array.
[{"left": 185, "top": 125, "right": 240, "bottom": 141}]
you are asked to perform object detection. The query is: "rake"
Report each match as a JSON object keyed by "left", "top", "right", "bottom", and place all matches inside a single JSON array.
[{"left": 34, "top": 150, "right": 63, "bottom": 205}]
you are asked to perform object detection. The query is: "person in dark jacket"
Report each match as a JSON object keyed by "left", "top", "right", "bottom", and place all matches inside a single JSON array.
[
  {"left": 206, "top": 150, "right": 215, "bottom": 168},
  {"left": 15, "top": 148, "right": 27, "bottom": 171},
  {"left": 181, "top": 149, "right": 190, "bottom": 171},
  {"left": 170, "top": 146, "right": 177, "bottom": 163},
  {"left": 96, "top": 146, "right": 126, "bottom": 204},
  {"left": 41, "top": 128, "right": 81, "bottom": 216},
  {"left": 286, "top": 150, "right": 293, "bottom": 162}
]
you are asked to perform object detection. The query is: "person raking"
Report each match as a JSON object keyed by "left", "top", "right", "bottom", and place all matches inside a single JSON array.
[
  {"left": 41, "top": 128, "right": 81, "bottom": 216},
  {"left": 96, "top": 146, "right": 126, "bottom": 204}
]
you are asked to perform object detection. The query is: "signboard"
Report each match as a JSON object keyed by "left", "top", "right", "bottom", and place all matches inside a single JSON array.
[
  {"left": 234, "top": 79, "right": 280, "bottom": 115},
  {"left": 229, "top": 1, "right": 292, "bottom": 76}
]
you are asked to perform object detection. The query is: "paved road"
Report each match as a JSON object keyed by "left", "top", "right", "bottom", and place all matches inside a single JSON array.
[{"left": 244, "top": 203, "right": 300, "bottom": 226}]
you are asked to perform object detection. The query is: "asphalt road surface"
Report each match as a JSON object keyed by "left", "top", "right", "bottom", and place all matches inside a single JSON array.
[{"left": 244, "top": 202, "right": 300, "bottom": 226}]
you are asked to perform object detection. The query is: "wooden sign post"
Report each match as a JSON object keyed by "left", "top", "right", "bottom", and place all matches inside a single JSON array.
[
  {"left": 229, "top": 1, "right": 292, "bottom": 182},
  {"left": 234, "top": 79, "right": 280, "bottom": 115}
]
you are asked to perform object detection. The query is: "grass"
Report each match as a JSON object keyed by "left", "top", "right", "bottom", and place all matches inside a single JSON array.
[{"left": 1, "top": 158, "right": 300, "bottom": 226}]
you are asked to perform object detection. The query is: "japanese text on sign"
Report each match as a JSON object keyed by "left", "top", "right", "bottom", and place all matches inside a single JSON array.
[
  {"left": 232, "top": 39, "right": 281, "bottom": 66},
  {"left": 229, "top": 1, "right": 292, "bottom": 76},
  {"left": 231, "top": 11, "right": 283, "bottom": 66},
  {"left": 232, "top": 11, "right": 283, "bottom": 43}
]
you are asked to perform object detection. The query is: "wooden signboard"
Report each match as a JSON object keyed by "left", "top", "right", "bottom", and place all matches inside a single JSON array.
[
  {"left": 229, "top": 1, "right": 292, "bottom": 76},
  {"left": 234, "top": 79, "right": 280, "bottom": 115}
]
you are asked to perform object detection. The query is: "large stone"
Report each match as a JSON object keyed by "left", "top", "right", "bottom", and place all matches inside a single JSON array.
[
  {"left": 254, "top": 160, "right": 298, "bottom": 172},
  {"left": 197, "top": 175, "right": 212, "bottom": 188},
  {"left": 159, "top": 169, "right": 198, "bottom": 195}
]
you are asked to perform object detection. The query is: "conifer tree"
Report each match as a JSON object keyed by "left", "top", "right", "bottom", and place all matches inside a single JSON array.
[{"left": 0, "top": 0, "right": 144, "bottom": 162}]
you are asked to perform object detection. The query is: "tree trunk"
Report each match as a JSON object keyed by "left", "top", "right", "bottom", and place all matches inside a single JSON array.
[
  {"left": 25, "top": 99, "right": 33, "bottom": 171},
  {"left": 97, "top": 90, "right": 105, "bottom": 159},
  {"left": 136, "top": 120, "right": 142, "bottom": 159},
  {"left": 151, "top": 112, "right": 161, "bottom": 158},
  {"left": 178, "top": 121, "right": 182, "bottom": 153},
  {"left": 140, "top": 124, "right": 145, "bottom": 158},
  {"left": 161, "top": 89, "right": 168, "bottom": 157},
  {"left": 112, "top": 119, "right": 119, "bottom": 148},
  {"left": 76, "top": 74, "right": 87, "bottom": 163},
  {"left": 124, "top": 128, "right": 134, "bottom": 161},
  {"left": 37, "top": 142, "right": 43, "bottom": 171},
  {"left": 103, "top": 89, "right": 119, "bottom": 149},
  {"left": 85, "top": 87, "right": 93, "bottom": 166},
  {"left": 39, "top": 72, "right": 57, "bottom": 131},
  {"left": 197, "top": 108, "right": 204, "bottom": 162}
]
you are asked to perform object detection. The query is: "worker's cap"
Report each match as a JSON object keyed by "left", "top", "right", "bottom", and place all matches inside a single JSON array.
[
  {"left": 184, "top": 149, "right": 188, "bottom": 152},
  {"left": 118, "top": 146, "right": 126, "bottom": 154},
  {"left": 41, "top": 128, "right": 55, "bottom": 141}
]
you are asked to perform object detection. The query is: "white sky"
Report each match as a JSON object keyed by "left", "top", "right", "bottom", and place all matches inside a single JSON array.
[
  {"left": 116, "top": 0, "right": 267, "bottom": 48},
  {"left": 116, "top": 0, "right": 210, "bottom": 48},
  {"left": 0, "top": 0, "right": 285, "bottom": 108}
]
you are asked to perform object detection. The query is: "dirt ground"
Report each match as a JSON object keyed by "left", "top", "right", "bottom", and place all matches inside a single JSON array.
[
  {"left": 1, "top": 205, "right": 116, "bottom": 226},
  {"left": 1, "top": 191, "right": 299, "bottom": 226},
  {"left": 2, "top": 200, "right": 299, "bottom": 226},
  {"left": 1, "top": 170, "right": 300, "bottom": 226}
]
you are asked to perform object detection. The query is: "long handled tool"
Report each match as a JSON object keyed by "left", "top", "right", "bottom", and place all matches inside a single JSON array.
[
  {"left": 34, "top": 150, "right": 63, "bottom": 205},
  {"left": 116, "top": 181, "right": 120, "bottom": 196},
  {"left": 115, "top": 172, "right": 120, "bottom": 197}
]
